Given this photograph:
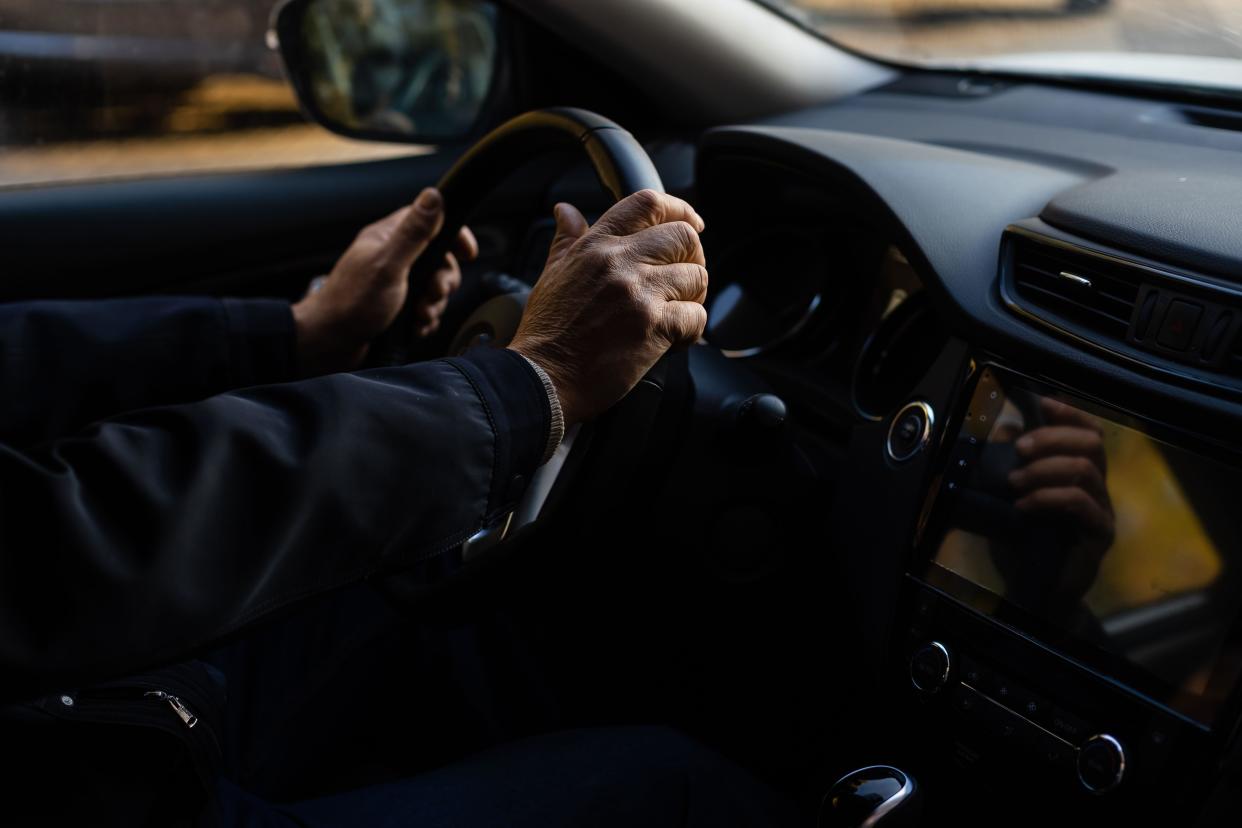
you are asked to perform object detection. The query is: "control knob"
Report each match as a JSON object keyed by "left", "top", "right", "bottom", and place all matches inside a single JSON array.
[
  {"left": 1078, "top": 734, "right": 1126, "bottom": 794},
  {"left": 909, "top": 641, "right": 951, "bottom": 694}
]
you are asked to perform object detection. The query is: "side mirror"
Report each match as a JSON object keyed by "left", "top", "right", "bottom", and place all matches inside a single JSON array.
[{"left": 269, "top": 0, "right": 501, "bottom": 144}]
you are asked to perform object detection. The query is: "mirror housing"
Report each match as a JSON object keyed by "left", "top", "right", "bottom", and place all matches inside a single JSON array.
[{"left": 269, "top": 0, "right": 502, "bottom": 144}]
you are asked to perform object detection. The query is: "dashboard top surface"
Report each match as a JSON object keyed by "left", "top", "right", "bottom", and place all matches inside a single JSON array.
[{"left": 698, "top": 76, "right": 1242, "bottom": 440}]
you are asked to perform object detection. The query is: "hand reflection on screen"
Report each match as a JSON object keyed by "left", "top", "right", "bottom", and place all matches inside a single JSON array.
[{"left": 1006, "top": 397, "right": 1116, "bottom": 606}]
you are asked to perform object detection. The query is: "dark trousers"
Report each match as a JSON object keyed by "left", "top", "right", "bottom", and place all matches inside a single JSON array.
[{"left": 204, "top": 584, "right": 797, "bottom": 827}]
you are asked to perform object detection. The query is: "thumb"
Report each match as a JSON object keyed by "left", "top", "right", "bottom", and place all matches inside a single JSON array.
[
  {"left": 388, "top": 188, "right": 447, "bottom": 270},
  {"left": 546, "top": 202, "right": 589, "bottom": 266}
]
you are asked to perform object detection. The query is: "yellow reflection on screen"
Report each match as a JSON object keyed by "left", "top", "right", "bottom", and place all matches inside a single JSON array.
[
  {"left": 1085, "top": 427, "right": 1221, "bottom": 616},
  {"left": 933, "top": 411, "right": 1223, "bottom": 622}
]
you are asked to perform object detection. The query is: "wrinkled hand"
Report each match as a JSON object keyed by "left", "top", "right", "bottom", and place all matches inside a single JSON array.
[
  {"left": 292, "top": 187, "right": 478, "bottom": 376},
  {"left": 1008, "top": 397, "right": 1115, "bottom": 597},
  {"left": 508, "top": 189, "right": 709, "bottom": 426}
]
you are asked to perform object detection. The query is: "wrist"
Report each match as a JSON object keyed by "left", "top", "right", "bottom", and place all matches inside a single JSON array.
[
  {"left": 508, "top": 340, "right": 580, "bottom": 427},
  {"left": 291, "top": 295, "right": 368, "bottom": 377},
  {"left": 513, "top": 352, "right": 566, "bottom": 465}
]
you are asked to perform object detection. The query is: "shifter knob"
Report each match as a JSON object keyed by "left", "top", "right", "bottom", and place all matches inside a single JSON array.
[{"left": 820, "top": 766, "right": 920, "bottom": 828}]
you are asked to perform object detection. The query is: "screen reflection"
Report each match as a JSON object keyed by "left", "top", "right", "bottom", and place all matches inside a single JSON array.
[{"left": 927, "top": 368, "right": 1242, "bottom": 722}]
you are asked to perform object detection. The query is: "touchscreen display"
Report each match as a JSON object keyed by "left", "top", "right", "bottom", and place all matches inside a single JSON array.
[{"left": 920, "top": 366, "right": 1242, "bottom": 724}]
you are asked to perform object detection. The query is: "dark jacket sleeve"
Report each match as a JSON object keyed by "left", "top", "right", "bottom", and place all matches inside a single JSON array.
[
  {"left": 0, "top": 297, "right": 296, "bottom": 447},
  {"left": 0, "top": 346, "right": 550, "bottom": 703}
]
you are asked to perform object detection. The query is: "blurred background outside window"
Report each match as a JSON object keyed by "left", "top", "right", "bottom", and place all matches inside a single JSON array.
[
  {"left": 772, "top": 0, "right": 1242, "bottom": 65},
  {"left": 0, "top": 0, "right": 426, "bottom": 189}
]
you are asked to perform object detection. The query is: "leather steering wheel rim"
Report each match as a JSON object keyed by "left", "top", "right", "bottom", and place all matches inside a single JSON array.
[{"left": 369, "top": 107, "right": 665, "bottom": 367}]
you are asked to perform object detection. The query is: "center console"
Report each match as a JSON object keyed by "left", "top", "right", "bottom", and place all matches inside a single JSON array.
[{"left": 892, "top": 363, "right": 1242, "bottom": 818}]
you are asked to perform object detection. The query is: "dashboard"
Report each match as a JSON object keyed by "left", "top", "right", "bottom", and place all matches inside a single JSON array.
[{"left": 691, "top": 73, "right": 1242, "bottom": 826}]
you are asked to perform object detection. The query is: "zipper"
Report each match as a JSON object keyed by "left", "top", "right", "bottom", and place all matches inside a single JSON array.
[{"left": 144, "top": 690, "right": 198, "bottom": 728}]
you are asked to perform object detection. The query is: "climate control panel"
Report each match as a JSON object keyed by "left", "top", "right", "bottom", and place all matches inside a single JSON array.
[{"left": 899, "top": 580, "right": 1205, "bottom": 808}]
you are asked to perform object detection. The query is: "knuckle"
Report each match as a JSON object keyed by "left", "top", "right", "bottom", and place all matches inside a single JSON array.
[
  {"left": 691, "top": 302, "right": 708, "bottom": 330},
  {"left": 603, "top": 269, "right": 641, "bottom": 304},
  {"left": 694, "top": 264, "right": 710, "bottom": 294},
  {"left": 669, "top": 220, "right": 697, "bottom": 248},
  {"left": 630, "top": 188, "right": 662, "bottom": 213},
  {"left": 641, "top": 302, "right": 664, "bottom": 338},
  {"left": 599, "top": 243, "right": 632, "bottom": 276}
]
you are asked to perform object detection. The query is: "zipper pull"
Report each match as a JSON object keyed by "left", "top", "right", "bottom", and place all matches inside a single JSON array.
[{"left": 144, "top": 690, "right": 198, "bottom": 728}]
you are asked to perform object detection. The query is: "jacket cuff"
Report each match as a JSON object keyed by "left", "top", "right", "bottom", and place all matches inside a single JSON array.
[
  {"left": 451, "top": 346, "right": 551, "bottom": 514},
  {"left": 221, "top": 299, "right": 298, "bottom": 389}
]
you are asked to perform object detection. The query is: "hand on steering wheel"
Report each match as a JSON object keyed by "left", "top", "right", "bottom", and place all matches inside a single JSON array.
[
  {"left": 291, "top": 187, "right": 478, "bottom": 377},
  {"left": 511, "top": 190, "right": 708, "bottom": 426}
]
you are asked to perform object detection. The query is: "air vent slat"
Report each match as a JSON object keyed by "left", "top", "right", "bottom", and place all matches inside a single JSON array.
[
  {"left": 1014, "top": 269, "right": 1134, "bottom": 318},
  {"left": 1008, "top": 238, "right": 1139, "bottom": 345},
  {"left": 1017, "top": 261, "right": 1140, "bottom": 303},
  {"left": 1012, "top": 281, "right": 1131, "bottom": 334},
  {"left": 1018, "top": 253, "right": 1141, "bottom": 304}
]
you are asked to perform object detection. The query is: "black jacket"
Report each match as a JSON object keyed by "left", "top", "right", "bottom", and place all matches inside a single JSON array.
[{"left": 0, "top": 295, "right": 551, "bottom": 703}]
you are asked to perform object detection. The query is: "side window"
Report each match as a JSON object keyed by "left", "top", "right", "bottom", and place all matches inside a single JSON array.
[{"left": 0, "top": 0, "right": 424, "bottom": 189}]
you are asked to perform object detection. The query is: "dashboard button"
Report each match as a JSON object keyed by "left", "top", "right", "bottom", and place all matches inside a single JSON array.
[
  {"left": 979, "top": 695, "right": 1022, "bottom": 742},
  {"left": 887, "top": 401, "right": 935, "bottom": 463},
  {"left": 1157, "top": 300, "right": 1202, "bottom": 351},
  {"left": 1032, "top": 727, "right": 1077, "bottom": 772},
  {"left": 958, "top": 654, "right": 993, "bottom": 695},
  {"left": 1004, "top": 683, "right": 1051, "bottom": 726},
  {"left": 1078, "top": 734, "right": 1127, "bottom": 794},
  {"left": 1049, "top": 707, "right": 1092, "bottom": 746},
  {"left": 951, "top": 683, "right": 981, "bottom": 718},
  {"left": 910, "top": 641, "right": 951, "bottom": 693}
]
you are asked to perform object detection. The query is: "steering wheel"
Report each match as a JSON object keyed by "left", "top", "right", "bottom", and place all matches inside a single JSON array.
[
  {"left": 371, "top": 108, "right": 681, "bottom": 597},
  {"left": 370, "top": 107, "right": 664, "bottom": 367}
]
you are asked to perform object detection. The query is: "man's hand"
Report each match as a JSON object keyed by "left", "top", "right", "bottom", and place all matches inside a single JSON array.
[
  {"left": 1008, "top": 397, "right": 1115, "bottom": 602},
  {"left": 509, "top": 189, "right": 709, "bottom": 426},
  {"left": 292, "top": 188, "right": 478, "bottom": 376},
  {"left": 1009, "top": 398, "right": 1113, "bottom": 543}
]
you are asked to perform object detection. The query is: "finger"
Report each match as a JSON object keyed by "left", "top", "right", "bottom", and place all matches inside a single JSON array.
[
  {"left": 1008, "top": 455, "right": 1108, "bottom": 504},
  {"left": 431, "top": 252, "right": 462, "bottom": 298},
  {"left": 415, "top": 294, "right": 451, "bottom": 326},
  {"left": 1040, "top": 397, "right": 1102, "bottom": 433},
  {"left": 656, "top": 300, "right": 708, "bottom": 347},
  {"left": 1015, "top": 486, "right": 1114, "bottom": 540},
  {"left": 641, "top": 262, "right": 709, "bottom": 303},
  {"left": 546, "top": 203, "right": 590, "bottom": 266},
  {"left": 388, "top": 188, "right": 446, "bottom": 270},
  {"left": 452, "top": 225, "right": 479, "bottom": 263},
  {"left": 413, "top": 256, "right": 460, "bottom": 322},
  {"left": 417, "top": 318, "right": 441, "bottom": 338},
  {"left": 592, "top": 189, "right": 705, "bottom": 238},
  {"left": 623, "top": 221, "right": 707, "bottom": 267},
  {"left": 1015, "top": 425, "right": 1105, "bottom": 466}
]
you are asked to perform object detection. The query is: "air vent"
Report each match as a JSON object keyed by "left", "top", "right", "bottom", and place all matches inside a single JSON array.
[
  {"left": 1001, "top": 225, "right": 1242, "bottom": 395},
  {"left": 1007, "top": 236, "right": 1140, "bottom": 341}
]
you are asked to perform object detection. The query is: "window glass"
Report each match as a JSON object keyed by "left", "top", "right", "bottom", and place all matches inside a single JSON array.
[
  {"left": 765, "top": 0, "right": 1242, "bottom": 94},
  {"left": 0, "top": 0, "right": 424, "bottom": 189}
]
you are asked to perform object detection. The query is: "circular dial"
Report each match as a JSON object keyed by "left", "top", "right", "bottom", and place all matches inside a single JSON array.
[
  {"left": 910, "top": 641, "right": 952, "bottom": 693},
  {"left": 887, "top": 401, "right": 935, "bottom": 463},
  {"left": 1078, "top": 734, "right": 1127, "bottom": 794}
]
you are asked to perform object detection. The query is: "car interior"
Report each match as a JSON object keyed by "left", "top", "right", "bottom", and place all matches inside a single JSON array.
[{"left": 4, "top": 0, "right": 1242, "bottom": 824}]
